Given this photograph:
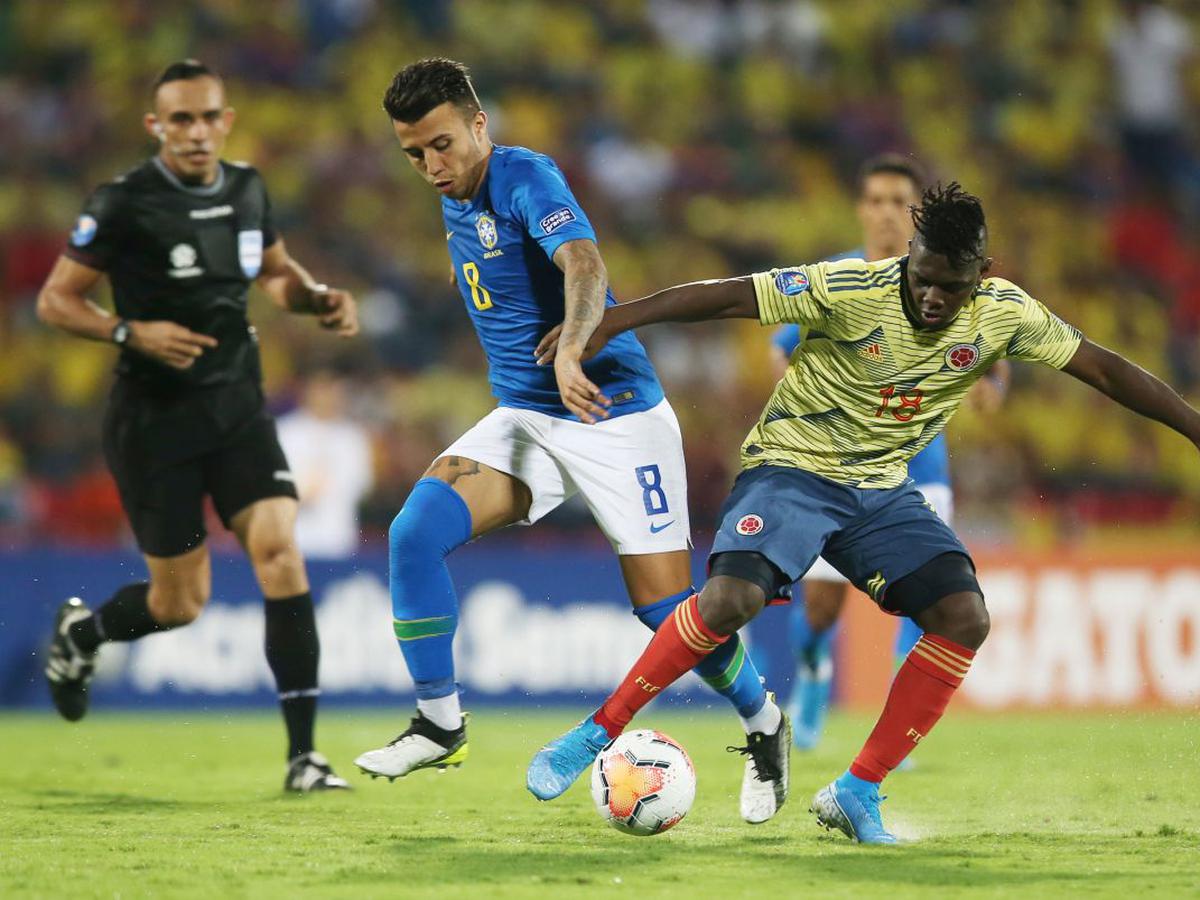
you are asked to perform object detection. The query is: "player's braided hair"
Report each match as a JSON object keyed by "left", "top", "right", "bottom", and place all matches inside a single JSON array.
[
  {"left": 911, "top": 182, "right": 986, "bottom": 268},
  {"left": 383, "top": 58, "right": 482, "bottom": 124}
]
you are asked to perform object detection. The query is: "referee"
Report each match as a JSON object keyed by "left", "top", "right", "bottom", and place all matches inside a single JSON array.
[{"left": 37, "top": 60, "right": 357, "bottom": 792}]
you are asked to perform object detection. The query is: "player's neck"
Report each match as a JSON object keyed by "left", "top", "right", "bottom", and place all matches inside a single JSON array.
[{"left": 462, "top": 143, "right": 494, "bottom": 202}]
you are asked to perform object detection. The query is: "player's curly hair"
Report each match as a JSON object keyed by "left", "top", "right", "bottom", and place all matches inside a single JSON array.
[
  {"left": 383, "top": 58, "right": 482, "bottom": 124},
  {"left": 911, "top": 182, "right": 987, "bottom": 268}
]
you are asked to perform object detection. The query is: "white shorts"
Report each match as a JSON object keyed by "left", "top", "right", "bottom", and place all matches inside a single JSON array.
[
  {"left": 801, "top": 481, "right": 955, "bottom": 584},
  {"left": 441, "top": 399, "right": 690, "bottom": 555}
]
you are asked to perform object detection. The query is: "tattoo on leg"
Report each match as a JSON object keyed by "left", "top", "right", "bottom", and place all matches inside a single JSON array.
[{"left": 438, "top": 456, "right": 481, "bottom": 487}]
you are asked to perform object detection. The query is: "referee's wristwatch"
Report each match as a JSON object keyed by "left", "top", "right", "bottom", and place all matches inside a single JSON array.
[{"left": 111, "top": 319, "right": 131, "bottom": 346}]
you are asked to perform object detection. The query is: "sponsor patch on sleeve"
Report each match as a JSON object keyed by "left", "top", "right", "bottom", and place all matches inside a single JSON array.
[
  {"left": 774, "top": 268, "right": 809, "bottom": 296},
  {"left": 539, "top": 207, "right": 577, "bottom": 235}
]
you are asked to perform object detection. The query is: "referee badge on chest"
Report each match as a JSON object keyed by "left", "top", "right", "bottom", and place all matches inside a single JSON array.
[{"left": 238, "top": 229, "right": 263, "bottom": 278}]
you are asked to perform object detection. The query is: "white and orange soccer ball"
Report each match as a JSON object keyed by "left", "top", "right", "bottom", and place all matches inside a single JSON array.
[{"left": 590, "top": 729, "right": 696, "bottom": 836}]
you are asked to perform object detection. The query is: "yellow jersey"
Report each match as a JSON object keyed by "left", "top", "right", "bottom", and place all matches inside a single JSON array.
[{"left": 748, "top": 256, "right": 1081, "bottom": 488}]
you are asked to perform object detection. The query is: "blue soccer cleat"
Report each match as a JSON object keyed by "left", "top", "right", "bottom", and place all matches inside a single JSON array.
[
  {"left": 526, "top": 715, "right": 611, "bottom": 801},
  {"left": 810, "top": 771, "right": 898, "bottom": 844},
  {"left": 787, "top": 655, "right": 833, "bottom": 750}
]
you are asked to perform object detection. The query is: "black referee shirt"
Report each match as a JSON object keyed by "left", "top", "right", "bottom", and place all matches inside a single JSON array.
[{"left": 64, "top": 157, "right": 278, "bottom": 391}]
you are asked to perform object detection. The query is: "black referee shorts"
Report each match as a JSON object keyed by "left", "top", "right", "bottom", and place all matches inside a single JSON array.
[{"left": 102, "top": 378, "right": 298, "bottom": 557}]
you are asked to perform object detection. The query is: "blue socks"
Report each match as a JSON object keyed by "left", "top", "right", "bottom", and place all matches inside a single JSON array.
[
  {"left": 634, "top": 588, "right": 767, "bottom": 719},
  {"left": 789, "top": 597, "right": 835, "bottom": 670},
  {"left": 389, "top": 478, "right": 472, "bottom": 703},
  {"left": 894, "top": 616, "right": 923, "bottom": 665}
]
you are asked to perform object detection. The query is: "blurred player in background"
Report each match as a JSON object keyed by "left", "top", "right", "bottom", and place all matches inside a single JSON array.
[
  {"left": 355, "top": 58, "right": 789, "bottom": 824},
  {"left": 277, "top": 370, "right": 374, "bottom": 559},
  {"left": 772, "top": 156, "right": 1008, "bottom": 752},
  {"left": 37, "top": 60, "right": 359, "bottom": 792},
  {"left": 529, "top": 183, "right": 1200, "bottom": 843}
]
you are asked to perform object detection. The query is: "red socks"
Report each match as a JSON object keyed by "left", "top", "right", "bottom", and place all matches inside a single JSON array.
[
  {"left": 849, "top": 633, "right": 975, "bottom": 782},
  {"left": 595, "top": 594, "right": 726, "bottom": 737}
]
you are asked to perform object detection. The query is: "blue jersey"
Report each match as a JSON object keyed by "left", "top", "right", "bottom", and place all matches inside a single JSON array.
[
  {"left": 442, "top": 144, "right": 663, "bottom": 419},
  {"left": 770, "top": 246, "right": 951, "bottom": 487}
]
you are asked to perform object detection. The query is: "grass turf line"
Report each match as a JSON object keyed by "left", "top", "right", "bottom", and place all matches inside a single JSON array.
[{"left": 1, "top": 709, "right": 1196, "bottom": 899}]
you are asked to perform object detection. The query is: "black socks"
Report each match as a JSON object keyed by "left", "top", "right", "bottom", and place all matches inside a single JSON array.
[
  {"left": 68, "top": 582, "right": 169, "bottom": 653},
  {"left": 264, "top": 593, "right": 321, "bottom": 760},
  {"left": 66, "top": 582, "right": 321, "bottom": 762}
]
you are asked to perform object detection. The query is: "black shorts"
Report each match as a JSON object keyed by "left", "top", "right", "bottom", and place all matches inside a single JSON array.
[{"left": 102, "top": 378, "right": 298, "bottom": 557}]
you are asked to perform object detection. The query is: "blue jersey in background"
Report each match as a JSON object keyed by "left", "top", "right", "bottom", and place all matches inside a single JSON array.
[
  {"left": 443, "top": 144, "right": 662, "bottom": 420},
  {"left": 771, "top": 247, "right": 950, "bottom": 488}
]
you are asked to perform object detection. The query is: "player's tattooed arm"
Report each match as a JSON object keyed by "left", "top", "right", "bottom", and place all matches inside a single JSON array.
[
  {"left": 551, "top": 239, "right": 612, "bottom": 423},
  {"left": 257, "top": 239, "right": 359, "bottom": 336},
  {"left": 553, "top": 239, "right": 607, "bottom": 355},
  {"left": 535, "top": 275, "right": 759, "bottom": 367},
  {"left": 1064, "top": 339, "right": 1200, "bottom": 448}
]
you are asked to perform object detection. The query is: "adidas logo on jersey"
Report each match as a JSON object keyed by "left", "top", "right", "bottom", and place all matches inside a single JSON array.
[{"left": 859, "top": 342, "right": 884, "bottom": 361}]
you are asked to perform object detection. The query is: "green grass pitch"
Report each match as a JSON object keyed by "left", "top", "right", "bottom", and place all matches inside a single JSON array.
[{"left": 1, "top": 709, "right": 1196, "bottom": 898}]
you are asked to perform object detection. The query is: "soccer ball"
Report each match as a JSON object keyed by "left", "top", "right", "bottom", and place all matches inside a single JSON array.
[{"left": 590, "top": 729, "right": 696, "bottom": 836}]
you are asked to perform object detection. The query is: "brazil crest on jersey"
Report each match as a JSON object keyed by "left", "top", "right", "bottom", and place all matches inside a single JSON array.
[
  {"left": 749, "top": 256, "right": 1082, "bottom": 488},
  {"left": 442, "top": 144, "right": 662, "bottom": 419}
]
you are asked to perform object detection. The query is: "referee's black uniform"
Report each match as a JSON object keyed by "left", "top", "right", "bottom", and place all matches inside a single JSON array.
[
  {"left": 65, "top": 156, "right": 297, "bottom": 556},
  {"left": 41, "top": 59, "right": 350, "bottom": 791}
]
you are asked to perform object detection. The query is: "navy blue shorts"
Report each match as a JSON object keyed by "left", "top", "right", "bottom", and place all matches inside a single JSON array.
[{"left": 710, "top": 465, "right": 970, "bottom": 614}]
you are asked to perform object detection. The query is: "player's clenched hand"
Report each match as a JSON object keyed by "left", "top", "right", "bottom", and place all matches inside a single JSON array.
[
  {"left": 534, "top": 323, "right": 611, "bottom": 366},
  {"left": 554, "top": 354, "right": 611, "bottom": 424},
  {"left": 128, "top": 320, "right": 218, "bottom": 370},
  {"left": 314, "top": 287, "right": 359, "bottom": 337}
]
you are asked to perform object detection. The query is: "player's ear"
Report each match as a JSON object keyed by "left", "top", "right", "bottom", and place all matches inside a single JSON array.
[
  {"left": 979, "top": 257, "right": 993, "bottom": 279},
  {"left": 222, "top": 106, "right": 236, "bottom": 132},
  {"left": 144, "top": 113, "right": 164, "bottom": 142},
  {"left": 473, "top": 109, "right": 487, "bottom": 140}
]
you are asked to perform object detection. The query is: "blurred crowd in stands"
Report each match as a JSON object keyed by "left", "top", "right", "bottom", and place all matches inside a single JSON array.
[{"left": 2, "top": 0, "right": 1199, "bottom": 553}]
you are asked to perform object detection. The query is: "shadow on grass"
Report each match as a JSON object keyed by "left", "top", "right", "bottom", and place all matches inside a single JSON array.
[
  {"left": 24, "top": 788, "right": 194, "bottom": 813},
  {"left": 334, "top": 833, "right": 1148, "bottom": 892}
]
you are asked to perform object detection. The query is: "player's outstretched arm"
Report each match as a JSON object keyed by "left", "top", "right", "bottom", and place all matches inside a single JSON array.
[
  {"left": 256, "top": 239, "right": 359, "bottom": 336},
  {"left": 37, "top": 255, "right": 217, "bottom": 370},
  {"left": 534, "top": 275, "right": 759, "bottom": 366},
  {"left": 1063, "top": 339, "right": 1200, "bottom": 449}
]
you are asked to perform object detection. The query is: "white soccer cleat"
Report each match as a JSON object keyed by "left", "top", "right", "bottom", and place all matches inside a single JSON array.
[
  {"left": 355, "top": 712, "right": 468, "bottom": 781},
  {"left": 731, "top": 700, "right": 792, "bottom": 824}
]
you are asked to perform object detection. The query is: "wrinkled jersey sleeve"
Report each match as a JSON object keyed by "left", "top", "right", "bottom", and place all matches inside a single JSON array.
[
  {"left": 1004, "top": 284, "right": 1083, "bottom": 369},
  {"left": 62, "top": 183, "right": 125, "bottom": 271},
  {"left": 752, "top": 262, "right": 832, "bottom": 328},
  {"left": 505, "top": 156, "right": 597, "bottom": 260}
]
